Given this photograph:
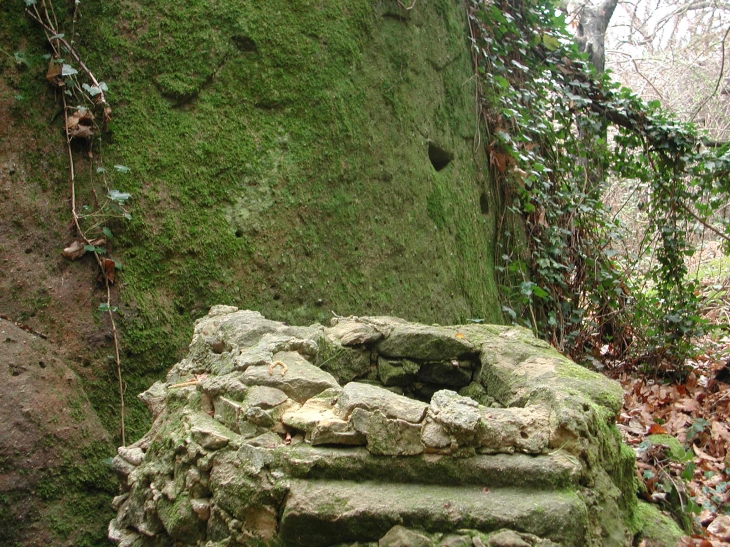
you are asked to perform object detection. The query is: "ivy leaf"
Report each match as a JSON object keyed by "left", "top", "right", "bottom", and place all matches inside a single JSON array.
[
  {"left": 83, "top": 245, "right": 106, "bottom": 254},
  {"left": 531, "top": 285, "right": 549, "bottom": 299},
  {"left": 61, "top": 64, "right": 78, "bottom": 77},
  {"left": 541, "top": 34, "right": 560, "bottom": 51},
  {"left": 108, "top": 189, "right": 131, "bottom": 203},
  {"left": 13, "top": 51, "right": 28, "bottom": 66},
  {"left": 82, "top": 83, "right": 103, "bottom": 96},
  {"left": 493, "top": 75, "right": 509, "bottom": 89}
]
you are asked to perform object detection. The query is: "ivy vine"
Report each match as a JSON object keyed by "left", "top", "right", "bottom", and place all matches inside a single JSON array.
[{"left": 468, "top": 0, "right": 730, "bottom": 375}]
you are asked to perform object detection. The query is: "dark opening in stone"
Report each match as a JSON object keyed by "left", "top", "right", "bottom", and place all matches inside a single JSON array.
[
  {"left": 232, "top": 35, "right": 258, "bottom": 53},
  {"left": 428, "top": 143, "right": 454, "bottom": 171},
  {"left": 479, "top": 192, "right": 489, "bottom": 215}
]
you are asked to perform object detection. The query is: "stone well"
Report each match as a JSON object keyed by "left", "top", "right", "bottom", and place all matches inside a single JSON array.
[{"left": 109, "top": 307, "right": 640, "bottom": 547}]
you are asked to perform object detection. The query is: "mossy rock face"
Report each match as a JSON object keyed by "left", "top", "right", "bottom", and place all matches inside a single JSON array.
[
  {"left": 110, "top": 308, "right": 642, "bottom": 546},
  {"left": 83, "top": 0, "right": 503, "bottom": 399},
  {"left": 1, "top": 3, "right": 504, "bottom": 542}
]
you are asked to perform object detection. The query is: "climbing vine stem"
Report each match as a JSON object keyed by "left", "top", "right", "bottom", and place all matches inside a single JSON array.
[
  {"left": 26, "top": 0, "right": 129, "bottom": 443},
  {"left": 468, "top": 0, "right": 730, "bottom": 375}
]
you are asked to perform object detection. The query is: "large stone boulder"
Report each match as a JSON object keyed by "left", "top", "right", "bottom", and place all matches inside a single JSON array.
[
  {"left": 108, "top": 308, "right": 652, "bottom": 546},
  {"left": 0, "top": 318, "right": 115, "bottom": 546}
]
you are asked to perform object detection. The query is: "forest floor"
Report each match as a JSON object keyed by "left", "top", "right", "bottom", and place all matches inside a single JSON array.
[{"left": 605, "top": 263, "right": 730, "bottom": 546}]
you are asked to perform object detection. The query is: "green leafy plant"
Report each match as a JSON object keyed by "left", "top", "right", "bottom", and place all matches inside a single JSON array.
[{"left": 468, "top": 0, "right": 729, "bottom": 375}]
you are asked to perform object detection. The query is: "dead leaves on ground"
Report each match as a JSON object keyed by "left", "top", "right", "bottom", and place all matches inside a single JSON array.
[{"left": 611, "top": 337, "right": 730, "bottom": 545}]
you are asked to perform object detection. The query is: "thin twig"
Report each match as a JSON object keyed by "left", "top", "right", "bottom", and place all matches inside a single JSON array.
[
  {"left": 690, "top": 25, "right": 730, "bottom": 122},
  {"left": 59, "top": 51, "right": 124, "bottom": 445},
  {"left": 396, "top": 0, "right": 417, "bottom": 10},
  {"left": 25, "top": 7, "right": 108, "bottom": 107}
]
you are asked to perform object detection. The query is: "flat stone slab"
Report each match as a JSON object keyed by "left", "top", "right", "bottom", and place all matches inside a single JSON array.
[
  {"left": 335, "top": 382, "right": 428, "bottom": 423},
  {"left": 241, "top": 351, "right": 339, "bottom": 403},
  {"left": 376, "top": 323, "right": 478, "bottom": 360},
  {"left": 280, "top": 480, "right": 588, "bottom": 547},
  {"left": 277, "top": 445, "right": 582, "bottom": 489}
]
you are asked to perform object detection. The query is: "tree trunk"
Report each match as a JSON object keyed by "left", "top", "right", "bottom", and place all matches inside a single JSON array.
[{"left": 575, "top": 0, "right": 619, "bottom": 72}]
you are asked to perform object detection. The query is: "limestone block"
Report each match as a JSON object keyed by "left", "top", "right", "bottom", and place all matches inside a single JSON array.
[
  {"left": 237, "top": 444, "right": 275, "bottom": 473},
  {"left": 378, "top": 357, "right": 420, "bottom": 386},
  {"left": 486, "top": 530, "right": 532, "bottom": 547},
  {"left": 213, "top": 396, "right": 244, "bottom": 432},
  {"left": 199, "top": 373, "right": 249, "bottom": 400},
  {"left": 241, "top": 351, "right": 339, "bottom": 402},
  {"left": 362, "top": 409, "right": 424, "bottom": 456},
  {"left": 379, "top": 525, "right": 431, "bottom": 547},
  {"left": 138, "top": 381, "right": 167, "bottom": 418},
  {"left": 191, "top": 498, "right": 211, "bottom": 521},
  {"left": 318, "top": 338, "right": 373, "bottom": 383},
  {"left": 327, "top": 318, "right": 384, "bottom": 346},
  {"left": 245, "top": 406, "right": 275, "bottom": 428},
  {"left": 421, "top": 417, "right": 451, "bottom": 450},
  {"left": 376, "top": 323, "right": 478, "bottom": 360},
  {"left": 233, "top": 346, "right": 273, "bottom": 372},
  {"left": 479, "top": 407, "right": 550, "bottom": 455},
  {"left": 157, "top": 492, "right": 206, "bottom": 542},
  {"left": 335, "top": 381, "right": 428, "bottom": 423},
  {"left": 282, "top": 388, "right": 342, "bottom": 432},
  {"left": 310, "top": 417, "right": 366, "bottom": 446},
  {"left": 245, "top": 385, "right": 289, "bottom": 408},
  {"left": 429, "top": 390, "right": 481, "bottom": 447},
  {"left": 188, "top": 413, "right": 239, "bottom": 450}
]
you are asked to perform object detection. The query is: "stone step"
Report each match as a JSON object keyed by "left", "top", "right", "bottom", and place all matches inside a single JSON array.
[
  {"left": 279, "top": 479, "right": 588, "bottom": 547},
  {"left": 278, "top": 445, "right": 582, "bottom": 490}
]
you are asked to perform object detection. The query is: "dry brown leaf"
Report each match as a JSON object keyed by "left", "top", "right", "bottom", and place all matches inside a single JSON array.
[
  {"left": 69, "top": 125, "right": 95, "bottom": 139},
  {"left": 66, "top": 108, "right": 95, "bottom": 139},
  {"left": 62, "top": 239, "right": 86, "bottom": 260},
  {"left": 708, "top": 515, "right": 730, "bottom": 541},
  {"left": 676, "top": 398, "right": 700, "bottom": 413},
  {"left": 694, "top": 444, "right": 722, "bottom": 462},
  {"left": 45, "top": 62, "right": 62, "bottom": 87},
  {"left": 647, "top": 423, "right": 668, "bottom": 435},
  {"left": 102, "top": 258, "right": 115, "bottom": 283},
  {"left": 492, "top": 151, "right": 507, "bottom": 173}
]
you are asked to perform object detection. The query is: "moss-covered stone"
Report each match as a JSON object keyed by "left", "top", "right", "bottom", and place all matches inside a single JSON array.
[{"left": 111, "top": 310, "right": 647, "bottom": 546}]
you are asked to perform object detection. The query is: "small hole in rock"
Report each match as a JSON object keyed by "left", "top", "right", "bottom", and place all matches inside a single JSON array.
[
  {"left": 232, "top": 35, "right": 258, "bottom": 52},
  {"left": 428, "top": 142, "right": 454, "bottom": 171},
  {"left": 479, "top": 192, "right": 489, "bottom": 215},
  {"left": 520, "top": 431, "right": 529, "bottom": 439}
]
